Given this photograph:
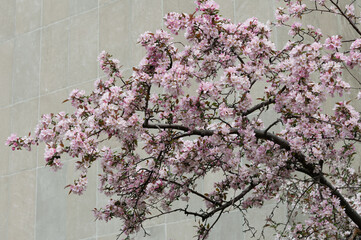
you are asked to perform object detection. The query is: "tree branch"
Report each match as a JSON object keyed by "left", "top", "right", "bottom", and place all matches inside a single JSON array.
[
  {"left": 242, "top": 86, "right": 285, "bottom": 116},
  {"left": 200, "top": 183, "right": 257, "bottom": 221},
  {"left": 242, "top": 99, "right": 275, "bottom": 116},
  {"left": 319, "top": 175, "right": 361, "bottom": 229},
  {"left": 161, "top": 178, "right": 219, "bottom": 206},
  {"left": 255, "top": 129, "right": 361, "bottom": 230},
  {"left": 142, "top": 121, "right": 361, "bottom": 229},
  {"left": 329, "top": 0, "right": 361, "bottom": 36}
]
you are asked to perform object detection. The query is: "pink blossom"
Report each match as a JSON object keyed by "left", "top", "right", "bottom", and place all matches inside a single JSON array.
[
  {"left": 324, "top": 35, "right": 342, "bottom": 50},
  {"left": 5, "top": 133, "right": 18, "bottom": 146},
  {"left": 345, "top": 4, "right": 355, "bottom": 17}
]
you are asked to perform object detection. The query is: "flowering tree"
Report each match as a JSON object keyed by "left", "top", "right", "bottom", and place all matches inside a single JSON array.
[{"left": 7, "top": 0, "right": 361, "bottom": 239}]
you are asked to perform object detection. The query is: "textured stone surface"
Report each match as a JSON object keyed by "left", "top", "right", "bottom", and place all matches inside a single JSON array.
[
  {"left": 0, "top": 40, "right": 14, "bottom": 107},
  {"left": 208, "top": 210, "right": 244, "bottom": 240},
  {"left": 97, "top": 234, "right": 123, "bottom": 240},
  {"left": 135, "top": 225, "right": 166, "bottom": 240},
  {"left": 0, "top": 108, "right": 10, "bottom": 176},
  {"left": 69, "top": 0, "right": 98, "bottom": 16},
  {"left": 0, "top": 176, "right": 9, "bottom": 239},
  {"left": 7, "top": 170, "right": 36, "bottom": 240},
  {"left": 166, "top": 220, "right": 196, "bottom": 240},
  {"left": 12, "top": 30, "right": 40, "bottom": 103},
  {"left": 0, "top": 0, "right": 15, "bottom": 41},
  {"left": 99, "top": 0, "right": 132, "bottom": 65},
  {"left": 235, "top": 0, "right": 275, "bottom": 23},
  {"left": 15, "top": 0, "right": 41, "bottom": 34},
  {"left": 69, "top": 9, "right": 98, "bottom": 84},
  {"left": 41, "top": 20, "right": 69, "bottom": 94},
  {"left": 36, "top": 166, "right": 67, "bottom": 240},
  {"left": 43, "top": 0, "right": 69, "bottom": 26},
  {"left": 129, "top": 0, "right": 163, "bottom": 67},
  {"left": 163, "top": 0, "right": 195, "bottom": 14}
]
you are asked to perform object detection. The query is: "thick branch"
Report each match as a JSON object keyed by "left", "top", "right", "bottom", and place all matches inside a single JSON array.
[
  {"left": 251, "top": 130, "right": 361, "bottom": 230},
  {"left": 242, "top": 99, "right": 275, "bottom": 116},
  {"left": 319, "top": 175, "right": 361, "bottom": 229},
  {"left": 142, "top": 122, "right": 361, "bottom": 229},
  {"left": 253, "top": 129, "right": 313, "bottom": 172},
  {"left": 145, "top": 207, "right": 205, "bottom": 221},
  {"left": 143, "top": 122, "right": 190, "bottom": 132},
  {"left": 143, "top": 122, "right": 310, "bottom": 173},
  {"left": 143, "top": 121, "right": 223, "bottom": 137}
]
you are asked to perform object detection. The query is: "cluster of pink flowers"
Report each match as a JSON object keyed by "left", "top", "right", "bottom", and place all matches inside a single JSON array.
[
  {"left": 346, "top": 4, "right": 355, "bottom": 18},
  {"left": 7, "top": 0, "right": 361, "bottom": 239},
  {"left": 67, "top": 175, "right": 88, "bottom": 195},
  {"left": 6, "top": 133, "right": 35, "bottom": 151},
  {"left": 324, "top": 35, "right": 342, "bottom": 50}
]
